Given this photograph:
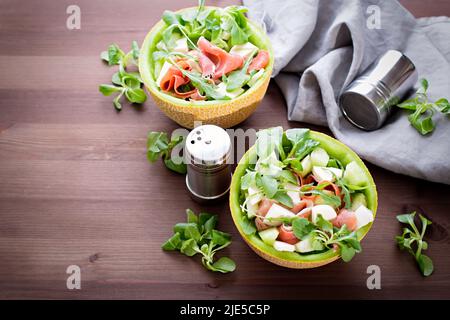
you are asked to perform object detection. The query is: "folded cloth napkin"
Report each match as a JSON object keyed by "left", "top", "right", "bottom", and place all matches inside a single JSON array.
[{"left": 244, "top": 0, "right": 450, "bottom": 184}]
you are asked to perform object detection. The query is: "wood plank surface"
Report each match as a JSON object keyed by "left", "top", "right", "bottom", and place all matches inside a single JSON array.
[{"left": 0, "top": 0, "right": 449, "bottom": 299}]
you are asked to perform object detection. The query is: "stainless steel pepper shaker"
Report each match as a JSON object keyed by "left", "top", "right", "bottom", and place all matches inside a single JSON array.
[
  {"left": 184, "top": 125, "right": 232, "bottom": 203},
  {"left": 339, "top": 50, "right": 418, "bottom": 130}
]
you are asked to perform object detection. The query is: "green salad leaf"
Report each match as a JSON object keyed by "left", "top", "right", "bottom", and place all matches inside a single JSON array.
[
  {"left": 397, "top": 78, "right": 449, "bottom": 135},
  {"left": 162, "top": 209, "right": 236, "bottom": 273},
  {"left": 396, "top": 211, "right": 434, "bottom": 276},
  {"left": 292, "top": 218, "right": 315, "bottom": 240},
  {"left": 99, "top": 41, "right": 147, "bottom": 110},
  {"left": 311, "top": 219, "right": 361, "bottom": 262},
  {"left": 221, "top": 6, "right": 249, "bottom": 46},
  {"left": 255, "top": 127, "right": 283, "bottom": 159},
  {"left": 147, "top": 131, "right": 187, "bottom": 174},
  {"left": 272, "top": 191, "right": 293, "bottom": 208}
]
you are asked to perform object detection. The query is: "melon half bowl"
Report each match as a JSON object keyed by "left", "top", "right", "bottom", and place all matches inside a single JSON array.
[
  {"left": 229, "top": 130, "right": 378, "bottom": 269},
  {"left": 139, "top": 6, "right": 274, "bottom": 129}
]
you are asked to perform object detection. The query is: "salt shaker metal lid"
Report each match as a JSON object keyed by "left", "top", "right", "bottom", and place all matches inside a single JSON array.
[
  {"left": 339, "top": 50, "right": 418, "bottom": 131},
  {"left": 184, "top": 125, "right": 232, "bottom": 202}
]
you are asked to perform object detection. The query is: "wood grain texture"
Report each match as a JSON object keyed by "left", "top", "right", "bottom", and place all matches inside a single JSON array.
[{"left": 0, "top": 0, "right": 449, "bottom": 300}]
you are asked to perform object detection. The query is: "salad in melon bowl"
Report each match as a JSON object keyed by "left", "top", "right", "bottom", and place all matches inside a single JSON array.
[
  {"left": 229, "top": 127, "right": 378, "bottom": 269},
  {"left": 139, "top": 2, "right": 274, "bottom": 128}
]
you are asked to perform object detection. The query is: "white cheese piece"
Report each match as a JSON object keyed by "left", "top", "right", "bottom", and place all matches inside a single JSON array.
[
  {"left": 284, "top": 183, "right": 301, "bottom": 205},
  {"left": 354, "top": 205, "right": 374, "bottom": 230},
  {"left": 229, "top": 42, "right": 258, "bottom": 60},
  {"left": 156, "top": 61, "right": 173, "bottom": 88},
  {"left": 311, "top": 205, "right": 337, "bottom": 224},
  {"left": 312, "top": 166, "right": 343, "bottom": 182},
  {"left": 173, "top": 38, "right": 189, "bottom": 53},
  {"left": 248, "top": 186, "right": 262, "bottom": 206},
  {"left": 273, "top": 241, "right": 296, "bottom": 252},
  {"left": 263, "top": 203, "right": 296, "bottom": 226}
]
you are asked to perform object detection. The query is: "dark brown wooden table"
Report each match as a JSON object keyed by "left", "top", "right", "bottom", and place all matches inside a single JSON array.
[{"left": 1, "top": 0, "right": 449, "bottom": 300}]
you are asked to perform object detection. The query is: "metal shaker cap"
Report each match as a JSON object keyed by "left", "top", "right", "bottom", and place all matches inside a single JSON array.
[
  {"left": 340, "top": 50, "right": 418, "bottom": 130},
  {"left": 184, "top": 125, "right": 232, "bottom": 202},
  {"left": 185, "top": 125, "right": 231, "bottom": 166}
]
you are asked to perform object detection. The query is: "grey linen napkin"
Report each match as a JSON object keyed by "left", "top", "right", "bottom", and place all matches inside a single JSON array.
[{"left": 243, "top": 0, "right": 450, "bottom": 184}]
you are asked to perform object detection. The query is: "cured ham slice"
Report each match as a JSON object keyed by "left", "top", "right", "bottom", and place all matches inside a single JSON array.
[
  {"left": 332, "top": 209, "right": 357, "bottom": 231},
  {"left": 258, "top": 199, "right": 273, "bottom": 216},
  {"left": 254, "top": 199, "right": 273, "bottom": 231},
  {"left": 197, "top": 36, "right": 244, "bottom": 79},
  {"left": 277, "top": 224, "right": 299, "bottom": 245},
  {"left": 189, "top": 89, "right": 206, "bottom": 101},
  {"left": 248, "top": 50, "right": 269, "bottom": 73},
  {"left": 159, "top": 60, "right": 191, "bottom": 93},
  {"left": 189, "top": 50, "right": 216, "bottom": 78},
  {"left": 159, "top": 60, "right": 204, "bottom": 100}
]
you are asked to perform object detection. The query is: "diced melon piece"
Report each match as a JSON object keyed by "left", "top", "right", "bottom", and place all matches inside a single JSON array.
[
  {"left": 247, "top": 69, "right": 265, "bottom": 87},
  {"left": 229, "top": 42, "right": 258, "bottom": 60},
  {"left": 156, "top": 61, "right": 172, "bottom": 88},
  {"left": 217, "top": 82, "right": 244, "bottom": 99},
  {"left": 298, "top": 155, "right": 313, "bottom": 177},
  {"left": 312, "top": 166, "right": 342, "bottom": 182},
  {"left": 351, "top": 193, "right": 367, "bottom": 211},
  {"left": 295, "top": 234, "right": 324, "bottom": 253},
  {"left": 294, "top": 239, "right": 313, "bottom": 253},
  {"left": 173, "top": 38, "right": 188, "bottom": 53},
  {"left": 354, "top": 205, "right": 374, "bottom": 230},
  {"left": 343, "top": 161, "right": 367, "bottom": 187},
  {"left": 311, "top": 148, "right": 329, "bottom": 167},
  {"left": 311, "top": 205, "right": 337, "bottom": 224},
  {"left": 246, "top": 201, "right": 259, "bottom": 219},
  {"left": 273, "top": 241, "right": 296, "bottom": 252},
  {"left": 263, "top": 204, "right": 296, "bottom": 226},
  {"left": 227, "top": 88, "right": 244, "bottom": 99},
  {"left": 294, "top": 237, "right": 312, "bottom": 253},
  {"left": 259, "top": 227, "right": 279, "bottom": 246}
]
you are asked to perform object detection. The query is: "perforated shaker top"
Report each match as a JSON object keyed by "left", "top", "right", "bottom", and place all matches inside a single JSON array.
[{"left": 185, "top": 125, "right": 231, "bottom": 165}]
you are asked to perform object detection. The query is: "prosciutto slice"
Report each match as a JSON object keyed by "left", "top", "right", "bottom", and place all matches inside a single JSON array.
[
  {"left": 159, "top": 60, "right": 206, "bottom": 100},
  {"left": 197, "top": 36, "right": 244, "bottom": 79},
  {"left": 159, "top": 60, "right": 191, "bottom": 92},
  {"left": 248, "top": 50, "right": 269, "bottom": 73}
]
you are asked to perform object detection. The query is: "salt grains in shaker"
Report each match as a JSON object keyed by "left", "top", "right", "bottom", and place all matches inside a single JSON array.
[
  {"left": 184, "top": 125, "right": 232, "bottom": 203},
  {"left": 339, "top": 50, "right": 418, "bottom": 130}
]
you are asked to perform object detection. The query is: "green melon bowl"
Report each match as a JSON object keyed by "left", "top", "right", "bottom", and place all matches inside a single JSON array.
[
  {"left": 139, "top": 6, "right": 274, "bottom": 129},
  {"left": 229, "top": 131, "right": 378, "bottom": 269}
]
